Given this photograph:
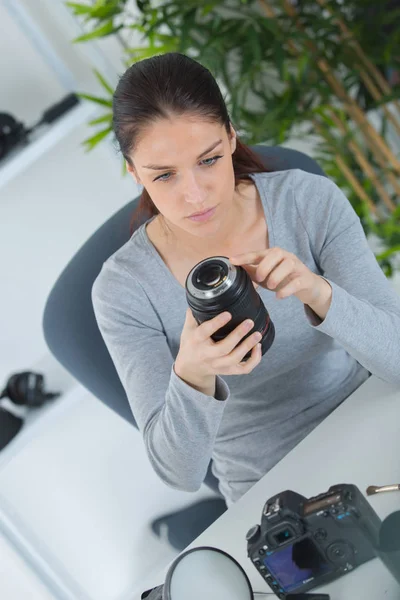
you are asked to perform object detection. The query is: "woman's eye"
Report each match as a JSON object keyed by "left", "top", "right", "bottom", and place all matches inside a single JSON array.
[
  {"left": 155, "top": 172, "right": 172, "bottom": 182},
  {"left": 154, "top": 155, "right": 223, "bottom": 182},
  {"left": 202, "top": 156, "right": 221, "bottom": 166}
]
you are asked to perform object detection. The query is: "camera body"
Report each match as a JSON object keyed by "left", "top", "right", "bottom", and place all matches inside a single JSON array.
[{"left": 246, "top": 484, "right": 381, "bottom": 598}]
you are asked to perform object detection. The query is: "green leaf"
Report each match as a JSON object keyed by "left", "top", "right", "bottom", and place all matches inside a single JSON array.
[
  {"left": 376, "top": 245, "right": 400, "bottom": 261},
  {"left": 73, "top": 20, "right": 123, "bottom": 42},
  {"left": 88, "top": 112, "right": 113, "bottom": 126},
  {"left": 121, "top": 157, "right": 128, "bottom": 176},
  {"left": 137, "top": 0, "right": 150, "bottom": 13},
  {"left": 297, "top": 54, "right": 309, "bottom": 82},
  {"left": 201, "top": 2, "right": 217, "bottom": 17},
  {"left": 126, "top": 44, "right": 169, "bottom": 59},
  {"left": 93, "top": 69, "right": 114, "bottom": 95},
  {"left": 247, "top": 27, "right": 262, "bottom": 64},
  {"left": 371, "top": 89, "right": 400, "bottom": 108},
  {"left": 67, "top": 0, "right": 125, "bottom": 19},
  {"left": 259, "top": 17, "right": 279, "bottom": 35},
  {"left": 393, "top": 204, "right": 400, "bottom": 219},
  {"left": 77, "top": 93, "right": 113, "bottom": 107},
  {"left": 66, "top": 0, "right": 125, "bottom": 22},
  {"left": 89, "top": 1, "right": 123, "bottom": 20},
  {"left": 65, "top": 2, "right": 94, "bottom": 16},
  {"left": 82, "top": 126, "right": 113, "bottom": 151}
]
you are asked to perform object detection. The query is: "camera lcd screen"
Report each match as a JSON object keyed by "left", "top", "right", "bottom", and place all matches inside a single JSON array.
[{"left": 263, "top": 537, "right": 333, "bottom": 592}]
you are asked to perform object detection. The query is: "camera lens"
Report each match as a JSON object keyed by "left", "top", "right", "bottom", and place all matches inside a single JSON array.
[{"left": 185, "top": 256, "right": 275, "bottom": 359}]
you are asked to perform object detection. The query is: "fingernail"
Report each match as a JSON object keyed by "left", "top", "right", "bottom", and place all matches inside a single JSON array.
[{"left": 245, "top": 319, "right": 254, "bottom": 329}]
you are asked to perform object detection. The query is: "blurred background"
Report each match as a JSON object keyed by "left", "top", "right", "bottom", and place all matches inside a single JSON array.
[{"left": 0, "top": 1, "right": 399, "bottom": 599}]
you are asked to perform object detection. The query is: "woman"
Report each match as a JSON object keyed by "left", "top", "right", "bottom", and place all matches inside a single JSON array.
[{"left": 92, "top": 52, "right": 400, "bottom": 507}]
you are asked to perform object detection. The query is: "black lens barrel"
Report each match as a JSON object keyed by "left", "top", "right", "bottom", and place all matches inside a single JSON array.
[{"left": 185, "top": 257, "right": 275, "bottom": 358}]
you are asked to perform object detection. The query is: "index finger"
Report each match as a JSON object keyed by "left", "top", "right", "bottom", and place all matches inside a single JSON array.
[
  {"left": 196, "top": 311, "right": 232, "bottom": 341},
  {"left": 229, "top": 251, "right": 266, "bottom": 266}
]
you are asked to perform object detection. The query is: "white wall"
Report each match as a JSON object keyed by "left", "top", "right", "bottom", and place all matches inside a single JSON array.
[
  {"left": 0, "top": 0, "right": 129, "bottom": 104},
  {"left": 14, "top": 0, "right": 142, "bottom": 90},
  {"left": 0, "top": 120, "right": 138, "bottom": 385},
  {"left": 0, "top": 2, "right": 66, "bottom": 123},
  {"left": 0, "top": 0, "right": 139, "bottom": 385}
]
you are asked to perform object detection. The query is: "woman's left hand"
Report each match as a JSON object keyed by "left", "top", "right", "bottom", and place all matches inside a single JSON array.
[{"left": 229, "top": 247, "right": 332, "bottom": 309}]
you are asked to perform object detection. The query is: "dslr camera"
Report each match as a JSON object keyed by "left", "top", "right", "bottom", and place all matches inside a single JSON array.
[{"left": 246, "top": 484, "right": 381, "bottom": 598}]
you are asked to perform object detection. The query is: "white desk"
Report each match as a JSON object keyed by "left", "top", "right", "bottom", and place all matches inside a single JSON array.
[{"left": 141, "top": 375, "right": 400, "bottom": 600}]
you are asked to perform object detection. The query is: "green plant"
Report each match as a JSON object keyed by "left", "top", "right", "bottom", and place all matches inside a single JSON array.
[{"left": 67, "top": 0, "right": 400, "bottom": 275}]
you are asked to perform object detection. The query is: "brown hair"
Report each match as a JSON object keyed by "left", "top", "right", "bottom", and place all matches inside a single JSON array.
[{"left": 112, "top": 52, "right": 269, "bottom": 233}]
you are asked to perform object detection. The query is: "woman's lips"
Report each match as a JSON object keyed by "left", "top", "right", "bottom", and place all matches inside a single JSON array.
[{"left": 187, "top": 206, "right": 217, "bottom": 222}]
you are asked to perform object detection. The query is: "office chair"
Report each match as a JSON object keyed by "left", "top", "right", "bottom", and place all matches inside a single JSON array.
[{"left": 42, "top": 145, "right": 326, "bottom": 550}]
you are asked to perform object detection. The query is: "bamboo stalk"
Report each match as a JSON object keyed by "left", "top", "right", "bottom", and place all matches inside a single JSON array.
[
  {"left": 335, "top": 156, "right": 379, "bottom": 217},
  {"left": 315, "top": 0, "right": 400, "bottom": 114},
  {"left": 313, "top": 121, "right": 379, "bottom": 218},
  {"left": 280, "top": 0, "right": 400, "bottom": 173},
  {"left": 356, "top": 69, "right": 400, "bottom": 138},
  {"left": 317, "top": 60, "right": 400, "bottom": 172},
  {"left": 327, "top": 109, "right": 397, "bottom": 211},
  {"left": 258, "top": 0, "right": 274, "bottom": 18},
  {"left": 328, "top": 108, "right": 400, "bottom": 203},
  {"left": 258, "top": 0, "right": 391, "bottom": 214}
]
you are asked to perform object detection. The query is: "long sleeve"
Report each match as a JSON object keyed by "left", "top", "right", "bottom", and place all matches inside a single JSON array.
[
  {"left": 92, "top": 259, "right": 229, "bottom": 492},
  {"left": 293, "top": 170, "right": 400, "bottom": 385}
]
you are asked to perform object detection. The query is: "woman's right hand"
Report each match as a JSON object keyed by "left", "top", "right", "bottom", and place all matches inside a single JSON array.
[{"left": 174, "top": 309, "right": 263, "bottom": 395}]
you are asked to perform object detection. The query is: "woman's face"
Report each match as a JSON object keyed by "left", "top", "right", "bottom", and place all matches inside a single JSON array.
[{"left": 127, "top": 115, "right": 237, "bottom": 238}]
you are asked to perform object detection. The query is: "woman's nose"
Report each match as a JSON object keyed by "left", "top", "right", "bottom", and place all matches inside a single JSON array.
[{"left": 182, "top": 173, "right": 206, "bottom": 204}]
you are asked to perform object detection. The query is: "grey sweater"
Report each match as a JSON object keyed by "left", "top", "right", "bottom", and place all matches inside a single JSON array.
[{"left": 92, "top": 169, "right": 400, "bottom": 506}]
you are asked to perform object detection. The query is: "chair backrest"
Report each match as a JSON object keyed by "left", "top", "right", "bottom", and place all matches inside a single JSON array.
[{"left": 42, "top": 145, "right": 326, "bottom": 426}]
